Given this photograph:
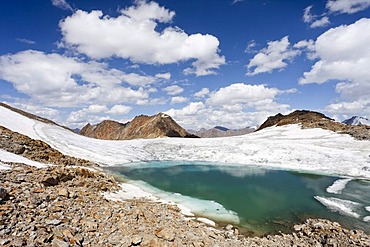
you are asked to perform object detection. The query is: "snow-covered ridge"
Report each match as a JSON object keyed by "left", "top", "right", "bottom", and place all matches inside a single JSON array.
[
  {"left": 1, "top": 105, "right": 370, "bottom": 179},
  {"left": 343, "top": 116, "right": 370, "bottom": 126}
]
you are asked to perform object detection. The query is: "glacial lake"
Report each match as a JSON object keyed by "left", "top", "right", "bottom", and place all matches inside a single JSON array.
[{"left": 105, "top": 161, "right": 370, "bottom": 235}]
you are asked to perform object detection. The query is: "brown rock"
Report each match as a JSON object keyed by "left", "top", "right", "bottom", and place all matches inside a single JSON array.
[
  {"left": 58, "top": 188, "right": 69, "bottom": 197},
  {"left": 80, "top": 113, "right": 198, "bottom": 140},
  {"left": 156, "top": 228, "right": 176, "bottom": 241},
  {"left": 132, "top": 235, "right": 142, "bottom": 245},
  {"left": 42, "top": 176, "right": 59, "bottom": 186},
  {"left": 52, "top": 238, "right": 69, "bottom": 247}
]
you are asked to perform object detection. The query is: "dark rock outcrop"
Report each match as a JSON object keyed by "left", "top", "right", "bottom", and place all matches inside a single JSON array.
[
  {"left": 257, "top": 110, "right": 333, "bottom": 130},
  {"left": 80, "top": 113, "right": 198, "bottom": 140},
  {"left": 257, "top": 110, "right": 370, "bottom": 140}
]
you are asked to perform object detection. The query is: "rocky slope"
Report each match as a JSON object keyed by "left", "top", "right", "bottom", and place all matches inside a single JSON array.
[
  {"left": 80, "top": 113, "right": 198, "bottom": 140},
  {"left": 189, "top": 126, "right": 255, "bottom": 138},
  {"left": 258, "top": 110, "right": 370, "bottom": 140},
  {"left": 0, "top": 125, "right": 96, "bottom": 167}
]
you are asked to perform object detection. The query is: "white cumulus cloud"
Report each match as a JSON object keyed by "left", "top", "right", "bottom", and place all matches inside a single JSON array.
[
  {"left": 0, "top": 50, "right": 152, "bottom": 107},
  {"left": 246, "top": 36, "right": 300, "bottom": 76},
  {"left": 303, "top": 5, "right": 330, "bottom": 28},
  {"left": 206, "top": 83, "right": 280, "bottom": 109},
  {"left": 51, "top": 0, "right": 73, "bottom": 11},
  {"left": 194, "top": 88, "right": 210, "bottom": 98},
  {"left": 155, "top": 72, "right": 171, "bottom": 80},
  {"left": 170, "top": 96, "right": 188, "bottom": 105},
  {"left": 310, "top": 16, "right": 330, "bottom": 28},
  {"left": 326, "top": 0, "right": 370, "bottom": 14},
  {"left": 166, "top": 83, "right": 293, "bottom": 129},
  {"left": 107, "top": 104, "right": 132, "bottom": 115},
  {"left": 59, "top": 1, "right": 225, "bottom": 76},
  {"left": 163, "top": 85, "right": 184, "bottom": 95},
  {"left": 299, "top": 18, "right": 370, "bottom": 118}
]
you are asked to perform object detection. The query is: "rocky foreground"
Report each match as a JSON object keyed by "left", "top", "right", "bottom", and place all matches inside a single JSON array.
[{"left": 1, "top": 163, "right": 370, "bottom": 247}]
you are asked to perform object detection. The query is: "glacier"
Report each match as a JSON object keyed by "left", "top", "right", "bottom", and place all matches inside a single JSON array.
[{"left": 1, "top": 105, "right": 370, "bottom": 179}]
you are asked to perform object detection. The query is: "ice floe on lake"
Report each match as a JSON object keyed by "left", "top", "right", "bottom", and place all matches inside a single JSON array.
[
  {"left": 314, "top": 196, "right": 362, "bottom": 219},
  {"left": 326, "top": 178, "right": 352, "bottom": 194}
]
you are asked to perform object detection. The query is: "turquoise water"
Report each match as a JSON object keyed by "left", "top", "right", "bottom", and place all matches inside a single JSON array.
[{"left": 106, "top": 161, "right": 370, "bottom": 235}]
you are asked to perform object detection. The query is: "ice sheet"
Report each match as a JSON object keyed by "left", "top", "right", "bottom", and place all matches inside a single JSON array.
[{"left": 2, "top": 105, "right": 370, "bottom": 180}]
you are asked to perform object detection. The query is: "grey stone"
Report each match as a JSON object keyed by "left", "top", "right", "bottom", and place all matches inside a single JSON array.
[
  {"left": 46, "top": 219, "right": 62, "bottom": 225},
  {"left": 132, "top": 235, "right": 142, "bottom": 245},
  {"left": 52, "top": 238, "right": 70, "bottom": 247}
]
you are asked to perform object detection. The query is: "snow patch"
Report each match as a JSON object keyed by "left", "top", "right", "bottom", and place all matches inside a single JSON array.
[
  {"left": 104, "top": 183, "right": 157, "bottom": 201},
  {"left": 196, "top": 217, "right": 216, "bottom": 226},
  {"left": 326, "top": 178, "right": 352, "bottom": 194},
  {"left": 0, "top": 149, "right": 48, "bottom": 168},
  {"left": 314, "top": 196, "right": 362, "bottom": 218},
  {"left": 0, "top": 163, "right": 11, "bottom": 170}
]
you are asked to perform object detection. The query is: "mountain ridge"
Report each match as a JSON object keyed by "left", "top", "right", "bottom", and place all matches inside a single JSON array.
[
  {"left": 80, "top": 113, "right": 198, "bottom": 140},
  {"left": 342, "top": 116, "right": 370, "bottom": 126},
  {"left": 257, "top": 110, "right": 370, "bottom": 140}
]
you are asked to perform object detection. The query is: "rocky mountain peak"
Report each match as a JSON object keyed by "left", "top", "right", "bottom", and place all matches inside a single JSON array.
[
  {"left": 342, "top": 116, "right": 370, "bottom": 126},
  {"left": 80, "top": 113, "right": 198, "bottom": 140},
  {"left": 257, "top": 110, "right": 370, "bottom": 140},
  {"left": 257, "top": 110, "right": 333, "bottom": 131}
]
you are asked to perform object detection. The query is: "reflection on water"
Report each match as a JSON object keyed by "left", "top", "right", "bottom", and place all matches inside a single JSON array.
[{"left": 106, "top": 161, "right": 370, "bottom": 235}]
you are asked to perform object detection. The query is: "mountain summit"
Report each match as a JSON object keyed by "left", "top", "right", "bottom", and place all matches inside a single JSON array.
[
  {"left": 257, "top": 110, "right": 333, "bottom": 131},
  {"left": 80, "top": 113, "right": 198, "bottom": 140},
  {"left": 257, "top": 110, "right": 370, "bottom": 140},
  {"left": 342, "top": 116, "right": 370, "bottom": 126}
]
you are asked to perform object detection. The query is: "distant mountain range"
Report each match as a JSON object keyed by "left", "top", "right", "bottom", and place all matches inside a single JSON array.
[
  {"left": 188, "top": 126, "right": 255, "bottom": 138},
  {"left": 80, "top": 113, "right": 198, "bottom": 140},
  {"left": 342, "top": 116, "right": 370, "bottom": 126}
]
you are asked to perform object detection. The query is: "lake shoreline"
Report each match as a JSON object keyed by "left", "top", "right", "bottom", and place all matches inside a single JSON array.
[
  {"left": 1, "top": 161, "right": 370, "bottom": 246},
  {"left": 105, "top": 163, "right": 370, "bottom": 236}
]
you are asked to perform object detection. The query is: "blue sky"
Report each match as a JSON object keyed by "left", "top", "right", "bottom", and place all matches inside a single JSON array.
[{"left": 1, "top": 0, "right": 370, "bottom": 129}]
